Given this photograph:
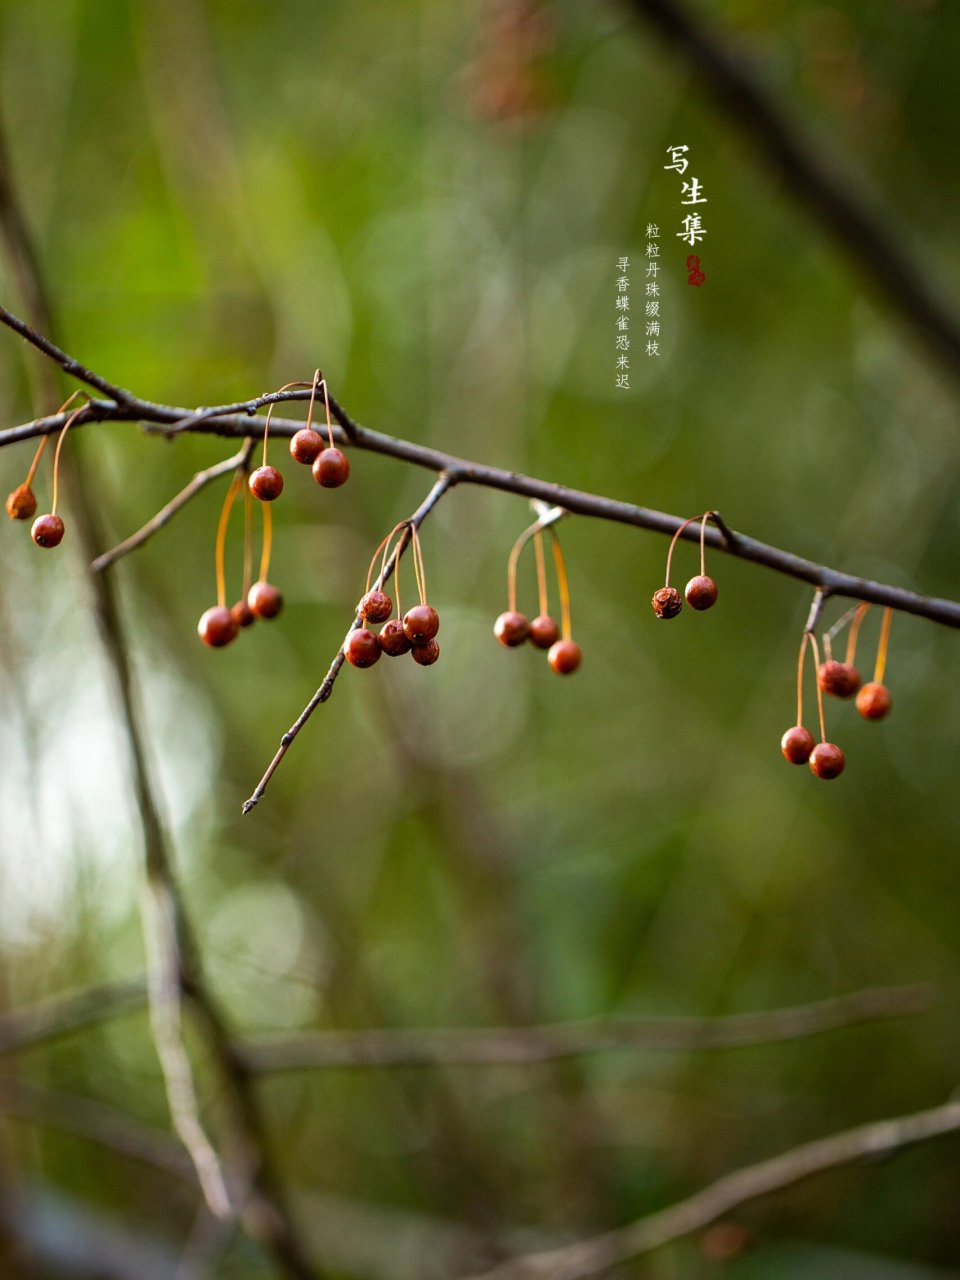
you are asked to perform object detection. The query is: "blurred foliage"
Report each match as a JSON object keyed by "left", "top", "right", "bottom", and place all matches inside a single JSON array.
[{"left": 0, "top": 0, "right": 959, "bottom": 1276}]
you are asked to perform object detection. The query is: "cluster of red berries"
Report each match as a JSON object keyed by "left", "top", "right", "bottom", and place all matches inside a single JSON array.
[
  {"left": 780, "top": 604, "right": 893, "bottom": 780},
  {"left": 493, "top": 518, "right": 581, "bottom": 674},
  {"left": 651, "top": 512, "right": 719, "bottom": 620},
  {"left": 247, "top": 371, "right": 350, "bottom": 508},
  {"left": 198, "top": 373, "right": 350, "bottom": 650},
  {"left": 197, "top": 468, "right": 285, "bottom": 649},
  {"left": 5, "top": 394, "right": 88, "bottom": 550},
  {"left": 345, "top": 522, "right": 441, "bottom": 669}
]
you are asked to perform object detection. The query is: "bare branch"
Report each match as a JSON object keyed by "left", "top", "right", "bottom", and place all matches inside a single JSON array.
[
  {"left": 2, "top": 384, "right": 957, "bottom": 630},
  {"left": 142, "top": 881, "right": 232, "bottom": 1219},
  {"left": 0, "top": 980, "right": 146, "bottom": 1056},
  {"left": 468, "top": 1091, "right": 960, "bottom": 1279},
  {"left": 240, "top": 984, "right": 933, "bottom": 1072}
]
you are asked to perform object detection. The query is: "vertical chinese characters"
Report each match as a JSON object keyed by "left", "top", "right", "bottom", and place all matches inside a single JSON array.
[
  {"left": 645, "top": 227, "right": 660, "bottom": 357},
  {"left": 615, "top": 255, "right": 631, "bottom": 386}
]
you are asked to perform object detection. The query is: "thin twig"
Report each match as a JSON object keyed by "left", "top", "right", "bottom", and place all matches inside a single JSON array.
[
  {"left": 242, "top": 472, "right": 458, "bottom": 813},
  {"left": 91, "top": 439, "right": 255, "bottom": 573},
  {"left": 240, "top": 984, "right": 933, "bottom": 1072},
  {"left": 468, "top": 1090, "right": 960, "bottom": 1279},
  {"left": 627, "top": 0, "right": 960, "bottom": 383},
  {"left": 142, "top": 881, "right": 232, "bottom": 1219},
  {"left": 0, "top": 980, "right": 146, "bottom": 1055}
]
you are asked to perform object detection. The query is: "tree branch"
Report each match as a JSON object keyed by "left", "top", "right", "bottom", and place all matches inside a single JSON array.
[
  {"left": 238, "top": 983, "right": 933, "bottom": 1072},
  {"left": 0, "top": 981, "right": 146, "bottom": 1055},
  {"left": 626, "top": 0, "right": 960, "bottom": 384},
  {"left": 468, "top": 1091, "right": 960, "bottom": 1279},
  {"left": 1, "top": 366, "right": 957, "bottom": 630}
]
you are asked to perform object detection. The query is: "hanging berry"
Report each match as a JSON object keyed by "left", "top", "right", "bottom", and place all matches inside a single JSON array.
[
  {"left": 781, "top": 626, "right": 845, "bottom": 779},
  {"left": 856, "top": 607, "right": 893, "bottom": 720},
  {"left": 653, "top": 511, "right": 719, "bottom": 619}
]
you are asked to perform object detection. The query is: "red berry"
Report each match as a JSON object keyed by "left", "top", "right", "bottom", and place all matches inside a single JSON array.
[
  {"left": 685, "top": 575, "right": 718, "bottom": 611},
  {"left": 856, "top": 682, "right": 892, "bottom": 720},
  {"left": 249, "top": 465, "right": 284, "bottom": 502},
  {"left": 360, "top": 590, "right": 392, "bottom": 623},
  {"left": 345, "top": 629, "right": 382, "bottom": 668},
  {"left": 403, "top": 604, "right": 440, "bottom": 644},
  {"left": 31, "top": 513, "right": 65, "bottom": 548},
  {"left": 289, "top": 428, "right": 324, "bottom": 465},
  {"left": 528, "top": 614, "right": 560, "bottom": 649},
  {"left": 809, "top": 742, "right": 845, "bottom": 780},
  {"left": 379, "top": 619, "right": 412, "bottom": 656},
  {"left": 312, "top": 447, "right": 350, "bottom": 488},
  {"left": 817, "top": 660, "right": 861, "bottom": 699},
  {"left": 411, "top": 637, "right": 440, "bottom": 666},
  {"left": 247, "top": 580, "right": 284, "bottom": 619},
  {"left": 6, "top": 483, "right": 37, "bottom": 521},
  {"left": 494, "top": 610, "right": 529, "bottom": 647},
  {"left": 198, "top": 605, "right": 238, "bottom": 648},
  {"left": 230, "top": 600, "right": 256, "bottom": 628},
  {"left": 652, "top": 587, "right": 683, "bottom": 619},
  {"left": 780, "top": 725, "right": 815, "bottom": 764},
  {"left": 548, "top": 639, "right": 582, "bottom": 674}
]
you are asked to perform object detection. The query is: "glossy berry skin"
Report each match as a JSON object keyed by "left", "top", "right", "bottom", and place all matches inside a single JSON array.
[
  {"left": 379, "top": 619, "right": 412, "bottom": 656},
  {"left": 528, "top": 614, "right": 560, "bottom": 650},
  {"left": 312, "top": 447, "right": 350, "bottom": 488},
  {"left": 230, "top": 600, "right": 256, "bottom": 629},
  {"left": 548, "top": 639, "right": 582, "bottom": 675},
  {"left": 360, "top": 590, "right": 392, "bottom": 623},
  {"left": 652, "top": 587, "right": 683, "bottom": 620},
  {"left": 249, "top": 465, "right": 284, "bottom": 501},
  {"left": 856, "top": 681, "right": 892, "bottom": 720},
  {"left": 817, "top": 660, "right": 861, "bottom": 699},
  {"left": 198, "top": 606, "right": 238, "bottom": 648},
  {"left": 247, "top": 580, "right": 284, "bottom": 619},
  {"left": 685, "top": 575, "right": 718, "bottom": 611},
  {"left": 809, "top": 742, "right": 845, "bottom": 779},
  {"left": 494, "top": 610, "right": 529, "bottom": 647},
  {"left": 780, "top": 725, "right": 815, "bottom": 764},
  {"left": 6, "top": 483, "right": 37, "bottom": 521},
  {"left": 403, "top": 604, "right": 440, "bottom": 645},
  {"left": 410, "top": 637, "right": 440, "bottom": 666},
  {"left": 31, "top": 513, "right": 65, "bottom": 548},
  {"left": 289, "top": 428, "right": 324, "bottom": 465},
  {"left": 345, "top": 629, "right": 382, "bottom": 668}
]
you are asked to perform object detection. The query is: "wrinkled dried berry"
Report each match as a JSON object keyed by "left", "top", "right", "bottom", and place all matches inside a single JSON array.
[
  {"left": 817, "top": 661, "right": 861, "bottom": 699},
  {"left": 652, "top": 587, "right": 683, "bottom": 620},
  {"left": 360, "top": 590, "right": 392, "bottom": 623},
  {"left": 6, "top": 483, "right": 37, "bottom": 521}
]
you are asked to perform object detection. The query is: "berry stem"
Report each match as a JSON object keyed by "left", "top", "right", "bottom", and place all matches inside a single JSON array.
[
  {"left": 320, "top": 378, "right": 334, "bottom": 450},
  {"left": 699, "top": 511, "right": 713, "bottom": 577},
  {"left": 410, "top": 523, "right": 428, "bottom": 604},
  {"left": 549, "top": 528, "right": 572, "bottom": 642},
  {"left": 23, "top": 433, "right": 48, "bottom": 488},
  {"left": 875, "top": 607, "right": 893, "bottom": 683},
  {"left": 664, "top": 514, "right": 702, "bottom": 587},
  {"left": 807, "top": 632, "right": 828, "bottom": 744},
  {"left": 215, "top": 471, "right": 243, "bottom": 608},
  {"left": 49, "top": 401, "right": 89, "bottom": 516},
  {"left": 534, "top": 529, "right": 549, "bottom": 617},
  {"left": 845, "top": 602, "right": 870, "bottom": 666},
  {"left": 242, "top": 482, "right": 254, "bottom": 598},
  {"left": 796, "top": 630, "right": 808, "bottom": 729},
  {"left": 305, "top": 369, "right": 321, "bottom": 434},
  {"left": 258, "top": 498, "right": 273, "bottom": 584},
  {"left": 261, "top": 402, "right": 275, "bottom": 468}
]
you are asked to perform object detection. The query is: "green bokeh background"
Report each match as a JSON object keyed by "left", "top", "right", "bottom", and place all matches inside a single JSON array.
[{"left": 1, "top": 1, "right": 958, "bottom": 1276}]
